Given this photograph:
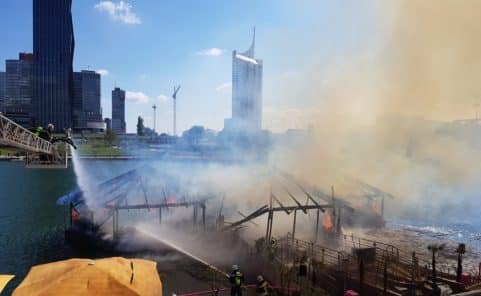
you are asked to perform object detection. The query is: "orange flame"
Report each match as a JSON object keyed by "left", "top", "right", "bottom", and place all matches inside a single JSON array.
[
  {"left": 323, "top": 212, "right": 334, "bottom": 230},
  {"left": 71, "top": 209, "right": 80, "bottom": 220}
]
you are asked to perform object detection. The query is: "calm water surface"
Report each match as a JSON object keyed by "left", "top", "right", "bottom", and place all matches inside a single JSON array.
[{"left": 0, "top": 162, "right": 76, "bottom": 294}]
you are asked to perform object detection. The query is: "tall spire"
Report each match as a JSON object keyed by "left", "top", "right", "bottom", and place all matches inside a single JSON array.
[{"left": 242, "top": 27, "right": 256, "bottom": 58}]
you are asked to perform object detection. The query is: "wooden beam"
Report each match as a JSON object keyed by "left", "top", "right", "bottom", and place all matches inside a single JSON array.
[
  {"left": 271, "top": 192, "right": 291, "bottom": 214},
  {"left": 284, "top": 188, "right": 308, "bottom": 214},
  {"left": 292, "top": 210, "right": 297, "bottom": 243}
]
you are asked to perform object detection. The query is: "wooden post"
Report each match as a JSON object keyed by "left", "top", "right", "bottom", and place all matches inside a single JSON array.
[
  {"left": 336, "top": 206, "right": 342, "bottom": 234},
  {"left": 292, "top": 210, "right": 297, "bottom": 244},
  {"left": 315, "top": 209, "right": 320, "bottom": 242},
  {"left": 268, "top": 212, "right": 274, "bottom": 242},
  {"left": 193, "top": 205, "right": 197, "bottom": 227},
  {"left": 159, "top": 207, "right": 162, "bottom": 224},
  {"left": 115, "top": 210, "right": 117, "bottom": 237},
  {"left": 381, "top": 196, "right": 385, "bottom": 218},
  {"left": 266, "top": 191, "right": 273, "bottom": 242},
  {"left": 112, "top": 210, "right": 115, "bottom": 238},
  {"left": 265, "top": 212, "right": 270, "bottom": 241},
  {"left": 69, "top": 202, "right": 73, "bottom": 226},
  {"left": 113, "top": 209, "right": 117, "bottom": 239}
]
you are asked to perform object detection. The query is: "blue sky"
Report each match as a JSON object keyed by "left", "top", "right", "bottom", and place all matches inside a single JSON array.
[{"left": 0, "top": 0, "right": 378, "bottom": 133}]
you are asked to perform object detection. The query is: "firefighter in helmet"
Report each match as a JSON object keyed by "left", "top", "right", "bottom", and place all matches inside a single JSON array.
[
  {"left": 229, "top": 264, "right": 244, "bottom": 296},
  {"left": 256, "top": 275, "right": 270, "bottom": 296}
]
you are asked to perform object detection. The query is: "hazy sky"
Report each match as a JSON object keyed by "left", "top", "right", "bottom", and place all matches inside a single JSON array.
[{"left": 0, "top": 0, "right": 378, "bottom": 133}]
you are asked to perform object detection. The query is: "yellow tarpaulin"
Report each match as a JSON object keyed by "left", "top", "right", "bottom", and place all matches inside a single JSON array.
[
  {"left": 0, "top": 275, "right": 14, "bottom": 293},
  {"left": 13, "top": 257, "right": 162, "bottom": 296}
]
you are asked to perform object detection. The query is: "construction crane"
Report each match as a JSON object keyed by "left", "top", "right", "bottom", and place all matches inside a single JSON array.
[
  {"left": 172, "top": 85, "right": 181, "bottom": 136},
  {"left": 0, "top": 113, "right": 73, "bottom": 169}
]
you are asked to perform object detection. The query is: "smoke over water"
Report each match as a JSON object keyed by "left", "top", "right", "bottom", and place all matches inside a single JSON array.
[{"left": 282, "top": 0, "right": 481, "bottom": 224}]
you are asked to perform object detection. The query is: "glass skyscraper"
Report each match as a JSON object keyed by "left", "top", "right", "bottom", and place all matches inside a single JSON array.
[
  {"left": 73, "top": 70, "right": 103, "bottom": 130},
  {"left": 112, "top": 87, "right": 126, "bottom": 134},
  {"left": 0, "top": 72, "right": 5, "bottom": 113},
  {"left": 33, "top": 0, "right": 75, "bottom": 129},
  {"left": 225, "top": 28, "right": 263, "bottom": 133},
  {"left": 4, "top": 53, "right": 34, "bottom": 127}
]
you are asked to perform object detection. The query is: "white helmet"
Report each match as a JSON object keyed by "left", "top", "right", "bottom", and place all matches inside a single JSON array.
[
  {"left": 47, "top": 123, "right": 54, "bottom": 132},
  {"left": 232, "top": 264, "right": 239, "bottom": 271},
  {"left": 257, "top": 275, "right": 264, "bottom": 282}
]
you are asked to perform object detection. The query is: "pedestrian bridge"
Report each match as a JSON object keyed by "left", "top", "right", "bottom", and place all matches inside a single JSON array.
[{"left": 0, "top": 113, "right": 67, "bottom": 168}]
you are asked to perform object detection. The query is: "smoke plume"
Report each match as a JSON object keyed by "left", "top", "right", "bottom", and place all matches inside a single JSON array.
[{"left": 284, "top": 0, "right": 481, "bottom": 222}]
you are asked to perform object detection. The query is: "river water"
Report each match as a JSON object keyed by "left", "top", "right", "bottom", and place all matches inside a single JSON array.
[
  {"left": 0, "top": 162, "right": 76, "bottom": 294},
  {"left": 1, "top": 159, "right": 481, "bottom": 294},
  {"left": 0, "top": 159, "right": 144, "bottom": 294}
]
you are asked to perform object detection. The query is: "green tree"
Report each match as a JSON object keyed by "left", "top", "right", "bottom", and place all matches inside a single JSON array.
[{"left": 104, "top": 129, "right": 117, "bottom": 145}]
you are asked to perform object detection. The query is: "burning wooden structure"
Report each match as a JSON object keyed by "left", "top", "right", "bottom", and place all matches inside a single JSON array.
[{"left": 57, "top": 168, "right": 212, "bottom": 249}]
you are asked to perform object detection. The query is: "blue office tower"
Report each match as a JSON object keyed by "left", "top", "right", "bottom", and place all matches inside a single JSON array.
[{"left": 33, "top": 0, "right": 75, "bottom": 129}]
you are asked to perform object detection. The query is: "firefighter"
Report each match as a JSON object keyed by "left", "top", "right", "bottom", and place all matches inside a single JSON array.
[
  {"left": 298, "top": 254, "right": 308, "bottom": 277},
  {"left": 297, "top": 254, "right": 308, "bottom": 285},
  {"left": 229, "top": 265, "right": 244, "bottom": 296},
  {"left": 29, "top": 126, "right": 43, "bottom": 137},
  {"left": 51, "top": 128, "right": 77, "bottom": 150},
  {"left": 38, "top": 123, "right": 54, "bottom": 141},
  {"left": 256, "top": 275, "right": 269, "bottom": 296}
]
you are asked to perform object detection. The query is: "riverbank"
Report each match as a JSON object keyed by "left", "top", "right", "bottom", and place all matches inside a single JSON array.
[{"left": 0, "top": 152, "right": 254, "bottom": 163}]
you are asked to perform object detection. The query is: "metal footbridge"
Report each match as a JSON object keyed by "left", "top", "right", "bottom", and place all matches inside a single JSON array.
[
  {"left": 0, "top": 113, "right": 67, "bottom": 168},
  {"left": 0, "top": 113, "right": 53, "bottom": 154}
]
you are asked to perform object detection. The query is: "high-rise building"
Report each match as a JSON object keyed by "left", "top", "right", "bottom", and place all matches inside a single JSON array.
[
  {"left": 33, "top": 0, "right": 75, "bottom": 129},
  {"left": 4, "top": 53, "right": 34, "bottom": 127},
  {"left": 0, "top": 72, "right": 5, "bottom": 113},
  {"left": 112, "top": 87, "right": 126, "bottom": 134},
  {"left": 224, "top": 28, "right": 263, "bottom": 133},
  {"left": 73, "top": 70, "right": 103, "bottom": 131}
]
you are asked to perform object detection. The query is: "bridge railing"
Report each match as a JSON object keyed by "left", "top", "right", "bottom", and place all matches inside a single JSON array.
[
  {"left": 279, "top": 233, "right": 349, "bottom": 271},
  {"left": 0, "top": 113, "right": 53, "bottom": 154}
]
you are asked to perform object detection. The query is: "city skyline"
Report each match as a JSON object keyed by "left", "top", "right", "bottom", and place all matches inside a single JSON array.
[{"left": 0, "top": 1, "right": 381, "bottom": 133}]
